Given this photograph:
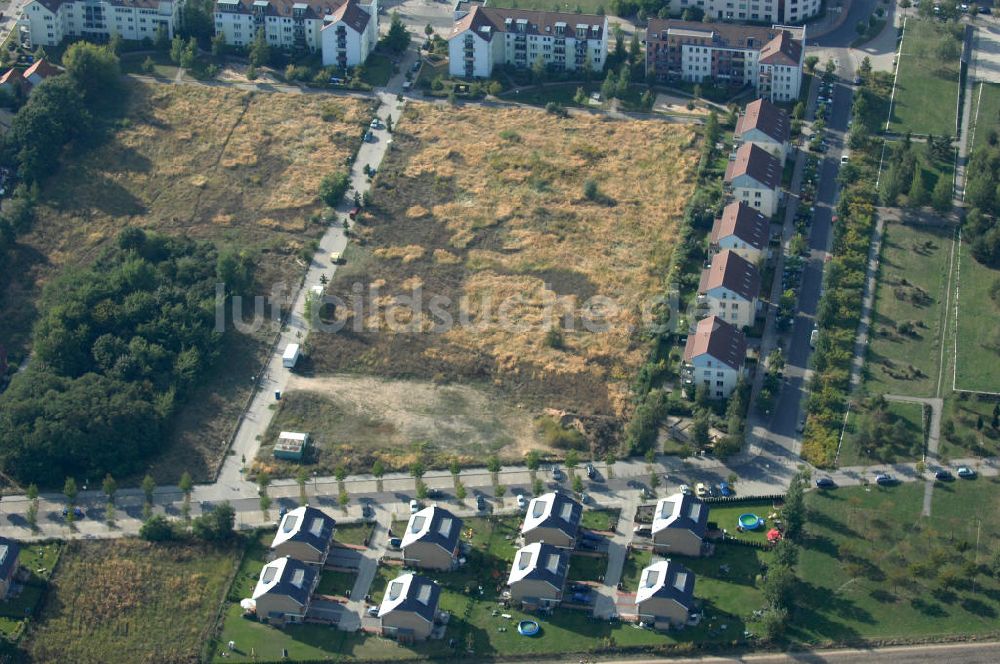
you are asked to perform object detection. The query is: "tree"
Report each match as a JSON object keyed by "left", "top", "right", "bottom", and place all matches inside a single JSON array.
[
  {"left": 640, "top": 89, "right": 653, "bottom": 111},
  {"left": 792, "top": 101, "right": 805, "bottom": 120},
  {"left": 26, "top": 483, "right": 39, "bottom": 530},
  {"left": 932, "top": 175, "right": 952, "bottom": 212},
  {"left": 425, "top": 23, "right": 434, "bottom": 37},
  {"left": 762, "top": 564, "right": 796, "bottom": 609},
  {"left": 319, "top": 172, "right": 350, "bottom": 207},
  {"left": 63, "top": 477, "right": 78, "bottom": 505},
  {"left": 565, "top": 450, "right": 579, "bottom": 472},
  {"left": 449, "top": 459, "right": 461, "bottom": 481},
  {"left": 372, "top": 460, "right": 385, "bottom": 492},
  {"left": 600, "top": 70, "right": 616, "bottom": 102},
  {"left": 102, "top": 474, "right": 117, "bottom": 503},
  {"left": 249, "top": 28, "right": 271, "bottom": 68},
  {"left": 211, "top": 32, "right": 226, "bottom": 58},
  {"left": 759, "top": 607, "right": 789, "bottom": 641},
  {"left": 63, "top": 42, "right": 122, "bottom": 107},
  {"left": 604, "top": 451, "right": 616, "bottom": 479},
  {"left": 409, "top": 461, "right": 425, "bottom": 480},
  {"left": 573, "top": 474, "right": 585, "bottom": 494},
  {"left": 771, "top": 539, "right": 799, "bottom": 568},
  {"left": 142, "top": 56, "right": 156, "bottom": 74},
  {"left": 804, "top": 55, "right": 819, "bottom": 73},
  {"left": 531, "top": 55, "right": 546, "bottom": 84},
  {"left": 487, "top": 455, "right": 501, "bottom": 480},
  {"left": 616, "top": 63, "right": 631, "bottom": 98},
  {"left": 170, "top": 35, "right": 185, "bottom": 65},
  {"left": 180, "top": 37, "right": 198, "bottom": 70},
  {"left": 909, "top": 168, "right": 928, "bottom": 207},
  {"left": 455, "top": 482, "right": 467, "bottom": 503},
  {"left": 495, "top": 484, "right": 507, "bottom": 501},
  {"left": 140, "top": 514, "right": 175, "bottom": 541},
  {"left": 629, "top": 32, "right": 641, "bottom": 64},
  {"left": 783, "top": 469, "right": 809, "bottom": 541},
  {"left": 692, "top": 413, "right": 711, "bottom": 448},
  {"left": 525, "top": 451, "right": 541, "bottom": 472},
  {"left": 179, "top": 471, "right": 193, "bottom": 522},
  {"left": 192, "top": 501, "right": 235, "bottom": 541},
  {"left": 383, "top": 12, "right": 412, "bottom": 54},
  {"left": 825, "top": 58, "right": 837, "bottom": 75}
]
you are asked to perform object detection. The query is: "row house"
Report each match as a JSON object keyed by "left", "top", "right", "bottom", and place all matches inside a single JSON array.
[
  {"left": 447, "top": 2, "right": 607, "bottom": 79},
  {"left": 734, "top": 97, "right": 790, "bottom": 164},
  {"left": 645, "top": 19, "right": 804, "bottom": 102},
  {"left": 213, "top": 0, "right": 378, "bottom": 68},
  {"left": 709, "top": 201, "right": 769, "bottom": 264},
  {"left": 18, "top": 0, "right": 182, "bottom": 48},
  {"left": 725, "top": 142, "right": 782, "bottom": 217},
  {"left": 698, "top": 249, "right": 761, "bottom": 329},
  {"left": 663, "top": 0, "right": 821, "bottom": 25},
  {"left": 682, "top": 314, "right": 747, "bottom": 399}
]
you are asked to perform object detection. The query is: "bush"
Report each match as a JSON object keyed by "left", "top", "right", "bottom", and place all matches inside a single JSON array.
[
  {"left": 319, "top": 172, "right": 350, "bottom": 207},
  {"left": 140, "top": 514, "right": 176, "bottom": 541}
]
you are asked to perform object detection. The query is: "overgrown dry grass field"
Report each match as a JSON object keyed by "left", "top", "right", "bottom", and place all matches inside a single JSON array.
[
  {"left": 21, "top": 539, "right": 240, "bottom": 664},
  {"left": 0, "top": 81, "right": 374, "bottom": 482},
  {"left": 309, "top": 104, "right": 697, "bottom": 441}
]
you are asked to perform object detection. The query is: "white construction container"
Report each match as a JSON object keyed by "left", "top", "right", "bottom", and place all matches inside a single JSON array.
[{"left": 282, "top": 343, "right": 301, "bottom": 369}]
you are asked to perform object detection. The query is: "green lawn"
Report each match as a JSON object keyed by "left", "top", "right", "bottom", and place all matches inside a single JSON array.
[
  {"left": 120, "top": 51, "right": 180, "bottom": 79},
  {"left": 876, "top": 141, "right": 954, "bottom": 204},
  {"left": 954, "top": 240, "right": 1000, "bottom": 392},
  {"left": 567, "top": 554, "right": 606, "bottom": 583},
  {"left": 580, "top": 508, "right": 619, "bottom": 532},
  {"left": 889, "top": 19, "right": 962, "bottom": 135},
  {"left": 489, "top": 0, "right": 607, "bottom": 13},
  {"left": 939, "top": 393, "right": 1000, "bottom": 459},
  {"left": 865, "top": 222, "right": 955, "bottom": 397},
  {"left": 0, "top": 542, "right": 62, "bottom": 639},
  {"left": 707, "top": 500, "right": 784, "bottom": 544},
  {"left": 791, "top": 482, "right": 1000, "bottom": 643},
  {"left": 336, "top": 522, "right": 375, "bottom": 547},
  {"left": 316, "top": 569, "right": 356, "bottom": 597},
  {"left": 361, "top": 53, "right": 394, "bottom": 87},
  {"left": 971, "top": 81, "right": 1000, "bottom": 152},
  {"left": 839, "top": 399, "right": 926, "bottom": 466}
]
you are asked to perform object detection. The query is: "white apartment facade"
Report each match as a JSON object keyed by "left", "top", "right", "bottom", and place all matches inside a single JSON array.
[
  {"left": 448, "top": 3, "right": 607, "bottom": 79},
  {"left": 666, "top": 0, "right": 822, "bottom": 24},
  {"left": 683, "top": 315, "right": 747, "bottom": 399},
  {"left": 698, "top": 249, "right": 760, "bottom": 329},
  {"left": 19, "top": 0, "right": 181, "bottom": 48}
]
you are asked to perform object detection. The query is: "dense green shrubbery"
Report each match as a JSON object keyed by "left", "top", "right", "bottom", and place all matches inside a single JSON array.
[
  {"left": 0, "top": 229, "right": 235, "bottom": 485},
  {"left": 961, "top": 143, "right": 1000, "bottom": 266}
]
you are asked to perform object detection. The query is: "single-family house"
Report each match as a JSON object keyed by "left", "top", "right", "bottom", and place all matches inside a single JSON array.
[
  {"left": 0, "top": 59, "right": 61, "bottom": 99},
  {"left": 507, "top": 541, "right": 568, "bottom": 609},
  {"left": 378, "top": 573, "right": 441, "bottom": 642},
  {"left": 725, "top": 143, "right": 782, "bottom": 217},
  {"left": 682, "top": 315, "right": 747, "bottom": 399},
  {"left": 651, "top": 493, "right": 709, "bottom": 557},
  {"left": 0, "top": 537, "right": 21, "bottom": 599},
  {"left": 709, "top": 201, "right": 769, "bottom": 265},
  {"left": 521, "top": 491, "right": 582, "bottom": 549},
  {"left": 698, "top": 250, "right": 761, "bottom": 329},
  {"left": 735, "top": 98, "right": 789, "bottom": 163},
  {"left": 270, "top": 505, "right": 336, "bottom": 565},
  {"left": 634, "top": 559, "right": 696, "bottom": 629},
  {"left": 401, "top": 506, "right": 463, "bottom": 571},
  {"left": 251, "top": 555, "right": 319, "bottom": 625}
]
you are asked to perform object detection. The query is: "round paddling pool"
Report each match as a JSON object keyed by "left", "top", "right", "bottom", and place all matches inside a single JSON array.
[
  {"left": 738, "top": 513, "right": 764, "bottom": 530},
  {"left": 517, "top": 620, "right": 540, "bottom": 636}
]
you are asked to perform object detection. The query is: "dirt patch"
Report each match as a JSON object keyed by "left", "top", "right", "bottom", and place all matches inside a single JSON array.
[
  {"left": 308, "top": 104, "right": 698, "bottom": 435},
  {"left": 255, "top": 374, "right": 544, "bottom": 475}
]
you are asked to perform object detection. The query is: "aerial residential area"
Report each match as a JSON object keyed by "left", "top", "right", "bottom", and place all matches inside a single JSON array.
[{"left": 0, "top": 0, "right": 998, "bottom": 661}]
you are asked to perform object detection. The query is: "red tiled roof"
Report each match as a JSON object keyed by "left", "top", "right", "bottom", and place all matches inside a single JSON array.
[
  {"left": 736, "top": 98, "right": 789, "bottom": 145},
  {"left": 725, "top": 143, "right": 781, "bottom": 190},
  {"left": 22, "top": 59, "right": 60, "bottom": 81},
  {"left": 0, "top": 68, "right": 18, "bottom": 85},
  {"left": 710, "top": 202, "right": 769, "bottom": 251},
  {"left": 760, "top": 31, "right": 802, "bottom": 67},
  {"left": 699, "top": 250, "right": 760, "bottom": 302},
  {"left": 323, "top": 0, "right": 369, "bottom": 33},
  {"left": 683, "top": 315, "right": 747, "bottom": 370}
]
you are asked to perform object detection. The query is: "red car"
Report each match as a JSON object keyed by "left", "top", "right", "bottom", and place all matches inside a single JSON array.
[{"left": 349, "top": 207, "right": 360, "bottom": 220}]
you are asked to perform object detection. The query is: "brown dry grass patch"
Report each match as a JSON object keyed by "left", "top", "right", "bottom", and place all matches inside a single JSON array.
[
  {"left": 0, "top": 80, "right": 374, "bottom": 482},
  {"left": 311, "top": 104, "right": 697, "bottom": 423},
  {"left": 23, "top": 539, "right": 240, "bottom": 664}
]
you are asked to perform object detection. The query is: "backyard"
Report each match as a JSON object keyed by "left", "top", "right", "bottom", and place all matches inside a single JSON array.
[
  {"left": 0, "top": 80, "right": 375, "bottom": 484},
  {"left": 306, "top": 102, "right": 698, "bottom": 461},
  {"left": 792, "top": 481, "right": 1000, "bottom": 642},
  {"left": 971, "top": 81, "right": 1000, "bottom": 152},
  {"left": 21, "top": 539, "right": 240, "bottom": 664},
  {"left": 954, "top": 240, "right": 1000, "bottom": 393},
  {"left": 889, "top": 19, "right": 962, "bottom": 135},
  {"left": 864, "top": 220, "right": 955, "bottom": 398},
  {"left": 0, "top": 542, "right": 62, "bottom": 640}
]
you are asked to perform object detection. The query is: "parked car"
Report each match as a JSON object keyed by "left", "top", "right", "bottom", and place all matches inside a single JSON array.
[
  {"left": 476, "top": 494, "right": 487, "bottom": 511},
  {"left": 62, "top": 507, "right": 85, "bottom": 519},
  {"left": 957, "top": 466, "right": 977, "bottom": 479},
  {"left": 571, "top": 591, "right": 592, "bottom": 604},
  {"left": 349, "top": 206, "right": 360, "bottom": 220},
  {"left": 875, "top": 473, "right": 896, "bottom": 486},
  {"left": 388, "top": 537, "right": 402, "bottom": 549},
  {"left": 369, "top": 118, "right": 381, "bottom": 129},
  {"left": 633, "top": 524, "right": 652, "bottom": 537},
  {"left": 411, "top": 60, "right": 421, "bottom": 72},
  {"left": 695, "top": 483, "right": 709, "bottom": 498},
  {"left": 426, "top": 488, "right": 442, "bottom": 499},
  {"left": 552, "top": 467, "right": 564, "bottom": 481},
  {"left": 409, "top": 499, "right": 420, "bottom": 513},
  {"left": 517, "top": 494, "right": 527, "bottom": 509},
  {"left": 367, "top": 606, "right": 380, "bottom": 617},
  {"left": 586, "top": 464, "right": 596, "bottom": 479},
  {"left": 934, "top": 469, "right": 954, "bottom": 482},
  {"left": 718, "top": 482, "right": 733, "bottom": 497},
  {"left": 815, "top": 477, "right": 836, "bottom": 489},
  {"left": 679, "top": 484, "right": 692, "bottom": 496}
]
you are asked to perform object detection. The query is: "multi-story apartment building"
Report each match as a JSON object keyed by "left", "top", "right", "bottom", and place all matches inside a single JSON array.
[
  {"left": 19, "top": 0, "right": 182, "bottom": 48},
  {"left": 665, "top": 0, "right": 822, "bottom": 25},
  {"left": 725, "top": 142, "right": 782, "bottom": 216},
  {"left": 698, "top": 249, "right": 761, "bottom": 329},
  {"left": 214, "top": 0, "right": 377, "bottom": 68},
  {"left": 447, "top": 2, "right": 607, "bottom": 79},
  {"left": 645, "top": 19, "right": 804, "bottom": 102},
  {"left": 735, "top": 97, "right": 789, "bottom": 163},
  {"left": 709, "top": 201, "right": 769, "bottom": 264},
  {"left": 682, "top": 314, "right": 747, "bottom": 399}
]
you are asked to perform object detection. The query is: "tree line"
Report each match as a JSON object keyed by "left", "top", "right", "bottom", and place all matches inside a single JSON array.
[
  {"left": 961, "top": 142, "right": 1000, "bottom": 267},
  {"left": 0, "top": 228, "right": 250, "bottom": 485}
]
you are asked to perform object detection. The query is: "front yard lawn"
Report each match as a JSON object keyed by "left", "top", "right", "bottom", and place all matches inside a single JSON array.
[
  {"left": 316, "top": 569, "right": 356, "bottom": 597},
  {"left": 336, "top": 522, "right": 375, "bottom": 547},
  {"left": 567, "top": 554, "right": 606, "bottom": 583},
  {"left": 580, "top": 508, "right": 620, "bottom": 532}
]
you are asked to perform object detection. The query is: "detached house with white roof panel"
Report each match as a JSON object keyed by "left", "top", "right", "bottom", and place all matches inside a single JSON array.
[
  {"left": 520, "top": 491, "right": 581, "bottom": 549},
  {"left": 634, "top": 559, "right": 697, "bottom": 629},
  {"left": 378, "top": 573, "right": 441, "bottom": 642},
  {"left": 651, "top": 493, "right": 710, "bottom": 557},
  {"left": 251, "top": 556, "right": 319, "bottom": 625},
  {"left": 270, "top": 505, "right": 336, "bottom": 565},
  {"left": 401, "top": 506, "right": 463, "bottom": 571},
  {"left": 507, "top": 541, "right": 568, "bottom": 608}
]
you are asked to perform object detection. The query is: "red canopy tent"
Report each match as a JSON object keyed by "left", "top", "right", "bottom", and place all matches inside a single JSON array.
[{"left": 767, "top": 528, "right": 783, "bottom": 542}]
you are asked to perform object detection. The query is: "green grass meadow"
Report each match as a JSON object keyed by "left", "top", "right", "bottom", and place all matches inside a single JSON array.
[{"left": 889, "top": 19, "right": 962, "bottom": 135}]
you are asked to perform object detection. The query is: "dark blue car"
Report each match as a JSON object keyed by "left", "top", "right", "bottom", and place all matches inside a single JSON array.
[
  {"left": 718, "top": 482, "right": 733, "bottom": 496},
  {"left": 815, "top": 477, "right": 836, "bottom": 489}
]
